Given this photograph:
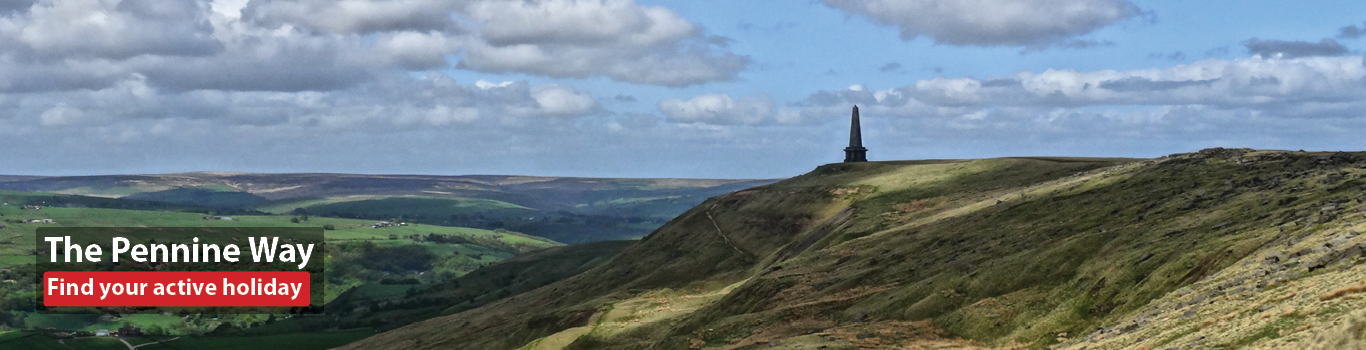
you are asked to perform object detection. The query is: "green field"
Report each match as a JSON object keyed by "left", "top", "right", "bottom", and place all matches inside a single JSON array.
[
  {"left": 0, "top": 331, "right": 125, "bottom": 350},
  {"left": 0, "top": 188, "right": 564, "bottom": 348},
  {"left": 0, "top": 204, "right": 557, "bottom": 304},
  {"left": 0, "top": 201, "right": 558, "bottom": 269}
]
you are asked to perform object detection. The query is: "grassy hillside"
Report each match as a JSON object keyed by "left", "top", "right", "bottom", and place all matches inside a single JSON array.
[
  {"left": 340, "top": 149, "right": 1366, "bottom": 350},
  {"left": 325, "top": 240, "right": 633, "bottom": 331},
  {"left": 125, "top": 187, "right": 269, "bottom": 209}
]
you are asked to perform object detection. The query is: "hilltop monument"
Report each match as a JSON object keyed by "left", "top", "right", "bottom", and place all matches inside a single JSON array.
[{"left": 843, "top": 106, "right": 867, "bottom": 163}]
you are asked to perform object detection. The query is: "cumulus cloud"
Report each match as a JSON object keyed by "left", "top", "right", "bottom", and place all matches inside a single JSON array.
[
  {"left": 242, "top": 0, "right": 458, "bottom": 34},
  {"left": 0, "top": 0, "right": 751, "bottom": 173},
  {"left": 776, "top": 55, "right": 1366, "bottom": 162},
  {"left": 788, "top": 55, "right": 1366, "bottom": 126},
  {"left": 2, "top": 70, "right": 600, "bottom": 137},
  {"left": 531, "top": 84, "right": 598, "bottom": 116},
  {"left": 965, "top": 56, "right": 1359, "bottom": 107},
  {"left": 1243, "top": 38, "right": 1349, "bottom": 59},
  {"left": 4, "top": 0, "right": 221, "bottom": 59},
  {"left": 658, "top": 94, "right": 773, "bottom": 125},
  {"left": 822, "top": 0, "right": 1140, "bottom": 48},
  {"left": 0, "top": 0, "right": 746, "bottom": 97},
  {"left": 454, "top": 0, "right": 749, "bottom": 86},
  {"left": 240, "top": 0, "right": 748, "bottom": 86}
]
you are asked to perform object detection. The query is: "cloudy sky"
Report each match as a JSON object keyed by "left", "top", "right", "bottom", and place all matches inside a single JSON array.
[{"left": 1, "top": 0, "right": 1364, "bottom": 178}]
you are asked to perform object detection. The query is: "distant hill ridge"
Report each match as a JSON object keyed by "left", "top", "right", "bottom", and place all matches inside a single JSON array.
[
  {"left": 0, "top": 172, "right": 774, "bottom": 201},
  {"left": 0, "top": 172, "right": 779, "bottom": 243}
]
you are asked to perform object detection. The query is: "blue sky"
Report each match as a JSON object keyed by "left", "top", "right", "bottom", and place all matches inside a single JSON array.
[{"left": 0, "top": 0, "right": 1364, "bottom": 178}]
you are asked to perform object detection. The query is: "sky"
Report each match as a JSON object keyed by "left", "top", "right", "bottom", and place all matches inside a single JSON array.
[{"left": 0, "top": 0, "right": 1364, "bottom": 179}]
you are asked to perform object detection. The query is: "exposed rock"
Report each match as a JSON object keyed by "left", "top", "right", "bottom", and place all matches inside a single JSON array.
[
  {"left": 1180, "top": 306, "right": 1200, "bottom": 319},
  {"left": 1307, "top": 243, "right": 1366, "bottom": 272}
]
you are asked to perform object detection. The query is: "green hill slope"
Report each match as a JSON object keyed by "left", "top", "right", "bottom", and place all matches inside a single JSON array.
[
  {"left": 324, "top": 240, "right": 633, "bottom": 331},
  {"left": 338, "top": 149, "right": 1366, "bottom": 350}
]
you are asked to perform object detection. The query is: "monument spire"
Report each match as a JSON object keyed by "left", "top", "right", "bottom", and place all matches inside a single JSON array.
[{"left": 843, "top": 106, "right": 867, "bottom": 163}]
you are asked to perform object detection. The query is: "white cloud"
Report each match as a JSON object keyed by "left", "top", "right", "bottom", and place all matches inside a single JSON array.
[
  {"left": 6, "top": 0, "right": 221, "bottom": 59},
  {"left": 475, "top": 80, "right": 514, "bottom": 90},
  {"left": 4, "top": 70, "right": 601, "bottom": 132},
  {"left": 239, "top": 0, "right": 748, "bottom": 86},
  {"left": 822, "top": 0, "right": 1140, "bottom": 48},
  {"left": 912, "top": 56, "right": 1366, "bottom": 107},
  {"left": 783, "top": 55, "right": 1366, "bottom": 156},
  {"left": 658, "top": 94, "right": 773, "bottom": 125},
  {"left": 468, "top": 0, "right": 693, "bottom": 47},
  {"left": 376, "top": 31, "right": 461, "bottom": 70},
  {"left": 798, "top": 56, "right": 1366, "bottom": 115},
  {"left": 450, "top": 0, "right": 746, "bottom": 86},
  {"left": 0, "top": 0, "right": 746, "bottom": 97},
  {"left": 531, "top": 84, "right": 598, "bottom": 116}
]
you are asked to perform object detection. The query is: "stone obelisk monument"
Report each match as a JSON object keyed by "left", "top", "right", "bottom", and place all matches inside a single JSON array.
[{"left": 843, "top": 106, "right": 867, "bottom": 163}]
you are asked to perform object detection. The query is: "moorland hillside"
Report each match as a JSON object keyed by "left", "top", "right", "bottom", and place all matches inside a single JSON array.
[{"left": 340, "top": 149, "right": 1366, "bottom": 350}]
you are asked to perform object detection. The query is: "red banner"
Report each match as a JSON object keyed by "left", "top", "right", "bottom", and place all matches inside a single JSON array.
[{"left": 43, "top": 271, "right": 311, "bottom": 307}]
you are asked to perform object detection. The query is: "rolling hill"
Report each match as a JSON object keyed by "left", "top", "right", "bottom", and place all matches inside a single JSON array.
[
  {"left": 0, "top": 173, "right": 776, "bottom": 242},
  {"left": 337, "top": 149, "right": 1366, "bottom": 350}
]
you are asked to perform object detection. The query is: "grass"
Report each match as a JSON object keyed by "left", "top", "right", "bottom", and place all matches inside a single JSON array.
[
  {"left": 336, "top": 151, "right": 1366, "bottom": 350},
  {"left": 78, "top": 314, "right": 183, "bottom": 333},
  {"left": 1234, "top": 314, "right": 1304, "bottom": 347},
  {"left": 56, "top": 337, "right": 128, "bottom": 350},
  {"left": 322, "top": 240, "right": 633, "bottom": 332},
  {"left": 0, "top": 328, "right": 379, "bottom": 350},
  {"left": 1322, "top": 282, "right": 1366, "bottom": 301},
  {"left": 0, "top": 331, "right": 122, "bottom": 350},
  {"left": 0, "top": 204, "right": 558, "bottom": 269},
  {"left": 1303, "top": 310, "right": 1366, "bottom": 350}
]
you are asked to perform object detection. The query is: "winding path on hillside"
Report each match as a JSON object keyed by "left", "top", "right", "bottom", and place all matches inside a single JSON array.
[{"left": 706, "top": 208, "right": 752, "bottom": 262}]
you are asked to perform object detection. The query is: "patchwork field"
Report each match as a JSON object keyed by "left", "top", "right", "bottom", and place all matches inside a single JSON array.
[{"left": 0, "top": 188, "right": 566, "bottom": 349}]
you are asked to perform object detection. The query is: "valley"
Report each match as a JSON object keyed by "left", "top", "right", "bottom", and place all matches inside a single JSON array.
[{"left": 0, "top": 173, "right": 766, "bottom": 349}]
